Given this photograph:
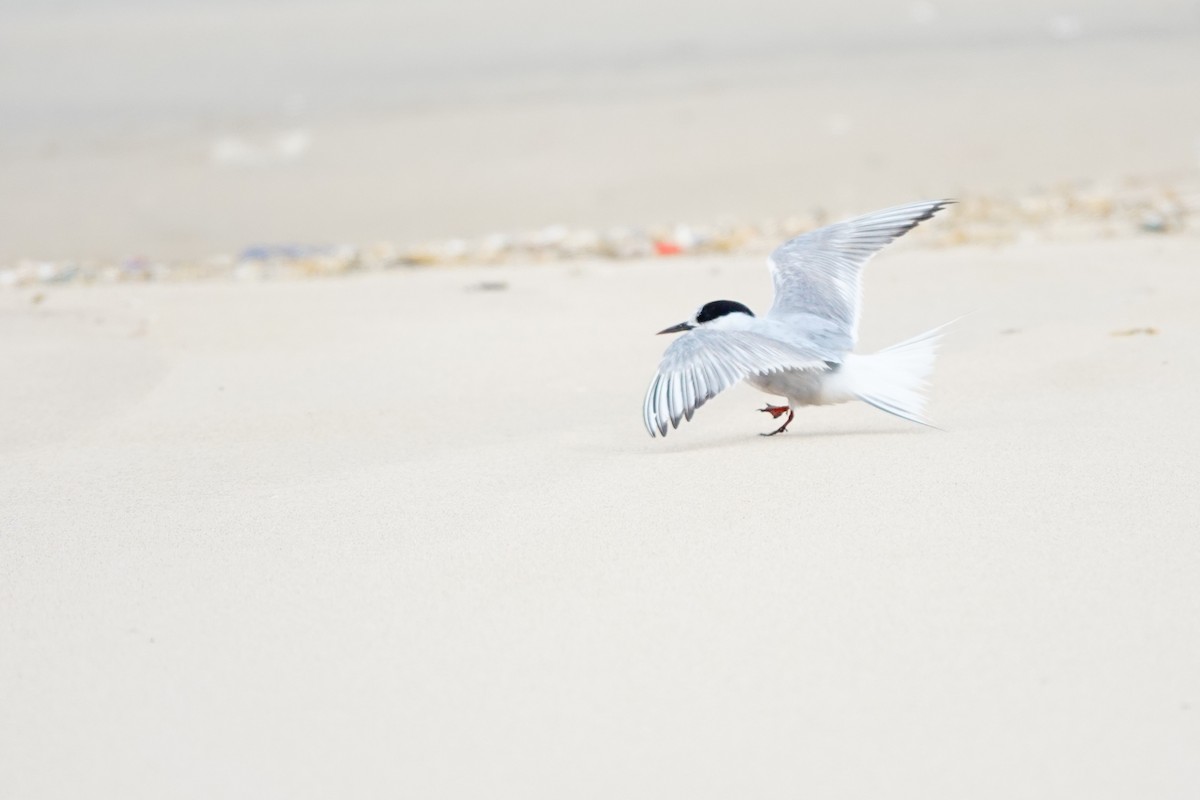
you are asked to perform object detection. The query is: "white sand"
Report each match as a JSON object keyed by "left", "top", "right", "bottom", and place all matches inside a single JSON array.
[
  {"left": 3, "top": 6, "right": 1200, "bottom": 260},
  {"left": 3, "top": 234, "right": 1199, "bottom": 797},
  {"left": 3, "top": 3, "right": 1200, "bottom": 797}
]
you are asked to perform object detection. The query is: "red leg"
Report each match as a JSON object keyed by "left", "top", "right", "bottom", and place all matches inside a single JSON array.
[{"left": 759, "top": 406, "right": 795, "bottom": 436}]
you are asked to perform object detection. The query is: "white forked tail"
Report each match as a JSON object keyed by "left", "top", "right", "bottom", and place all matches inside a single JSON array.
[{"left": 841, "top": 324, "right": 948, "bottom": 426}]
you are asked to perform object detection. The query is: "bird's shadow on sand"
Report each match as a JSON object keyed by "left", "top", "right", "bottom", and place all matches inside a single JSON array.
[{"left": 621, "top": 425, "right": 931, "bottom": 456}]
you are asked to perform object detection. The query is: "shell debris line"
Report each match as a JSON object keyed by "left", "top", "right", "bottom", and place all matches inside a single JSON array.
[{"left": 1, "top": 177, "right": 1197, "bottom": 288}]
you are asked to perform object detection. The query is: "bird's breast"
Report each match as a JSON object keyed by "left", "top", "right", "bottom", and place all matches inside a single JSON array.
[{"left": 748, "top": 367, "right": 845, "bottom": 406}]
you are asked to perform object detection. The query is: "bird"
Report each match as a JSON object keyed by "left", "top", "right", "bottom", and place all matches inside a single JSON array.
[{"left": 643, "top": 199, "right": 953, "bottom": 438}]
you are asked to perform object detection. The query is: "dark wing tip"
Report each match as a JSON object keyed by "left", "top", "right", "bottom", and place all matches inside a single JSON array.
[
  {"left": 914, "top": 198, "right": 956, "bottom": 221},
  {"left": 890, "top": 199, "right": 956, "bottom": 239}
]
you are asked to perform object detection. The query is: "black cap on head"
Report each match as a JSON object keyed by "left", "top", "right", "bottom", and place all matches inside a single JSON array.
[{"left": 696, "top": 300, "right": 754, "bottom": 323}]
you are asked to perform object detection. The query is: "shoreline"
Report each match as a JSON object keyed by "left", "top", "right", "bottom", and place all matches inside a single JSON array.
[{"left": 3, "top": 173, "right": 1197, "bottom": 287}]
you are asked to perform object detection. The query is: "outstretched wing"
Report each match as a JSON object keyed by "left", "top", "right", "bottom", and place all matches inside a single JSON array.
[
  {"left": 643, "top": 328, "right": 827, "bottom": 437},
  {"left": 767, "top": 200, "right": 952, "bottom": 349}
]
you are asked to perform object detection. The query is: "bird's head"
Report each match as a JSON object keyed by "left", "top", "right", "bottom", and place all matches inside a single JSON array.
[{"left": 656, "top": 300, "right": 755, "bottom": 334}]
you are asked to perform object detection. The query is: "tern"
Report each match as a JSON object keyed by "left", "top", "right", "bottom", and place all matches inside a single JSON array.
[{"left": 643, "top": 199, "right": 953, "bottom": 438}]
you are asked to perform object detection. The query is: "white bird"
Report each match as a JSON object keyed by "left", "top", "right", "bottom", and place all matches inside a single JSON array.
[{"left": 643, "top": 199, "right": 953, "bottom": 438}]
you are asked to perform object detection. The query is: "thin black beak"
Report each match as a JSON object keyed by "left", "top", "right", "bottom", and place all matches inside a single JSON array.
[{"left": 656, "top": 322, "right": 694, "bottom": 335}]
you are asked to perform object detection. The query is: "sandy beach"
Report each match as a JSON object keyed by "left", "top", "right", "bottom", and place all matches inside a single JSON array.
[
  {"left": 3, "top": 2, "right": 1200, "bottom": 798},
  {"left": 4, "top": 235, "right": 1200, "bottom": 797},
  {"left": 4, "top": 3, "right": 1200, "bottom": 262}
]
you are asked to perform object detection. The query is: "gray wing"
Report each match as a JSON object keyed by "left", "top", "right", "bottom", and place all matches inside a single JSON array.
[
  {"left": 643, "top": 328, "right": 827, "bottom": 437},
  {"left": 767, "top": 200, "right": 952, "bottom": 349}
]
